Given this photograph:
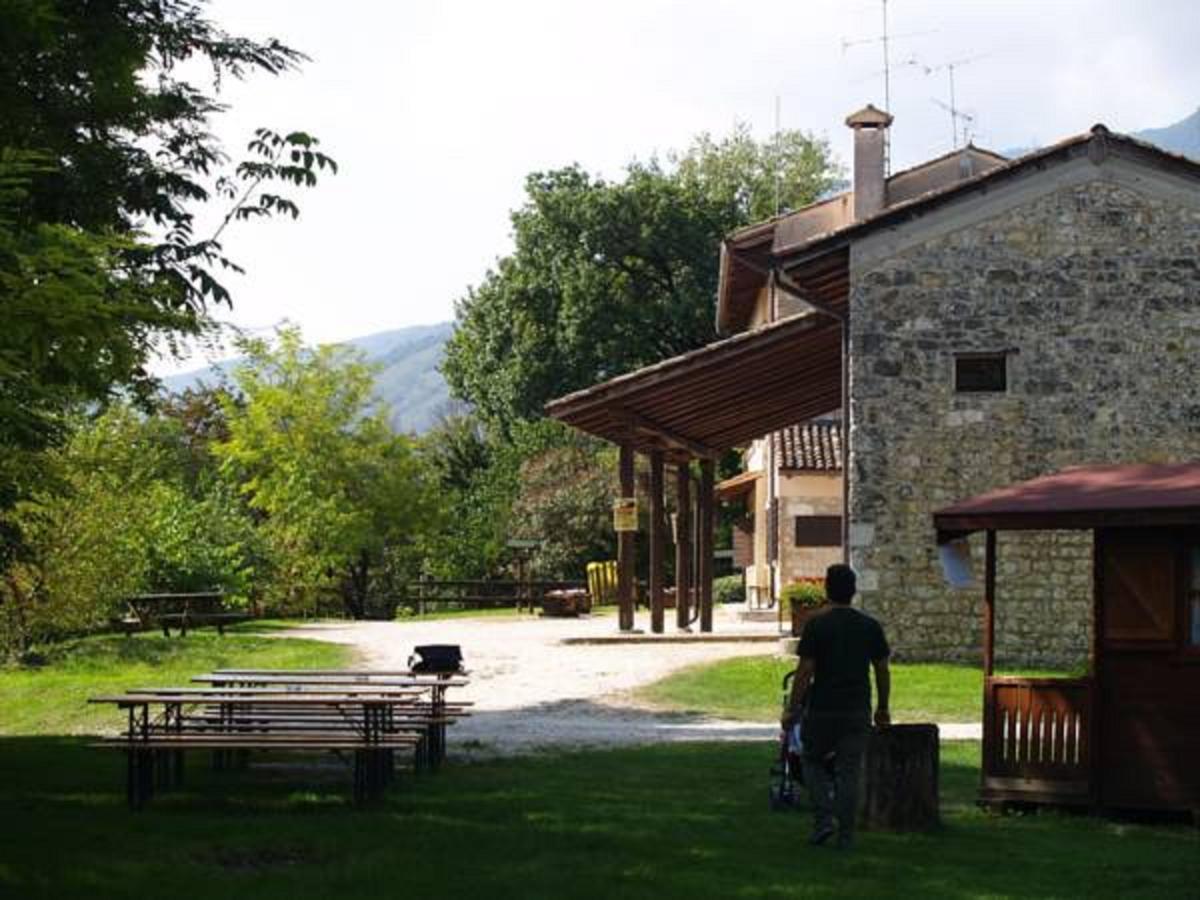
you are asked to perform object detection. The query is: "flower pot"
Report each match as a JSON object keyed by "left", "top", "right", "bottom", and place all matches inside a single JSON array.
[{"left": 790, "top": 603, "right": 827, "bottom": 637}]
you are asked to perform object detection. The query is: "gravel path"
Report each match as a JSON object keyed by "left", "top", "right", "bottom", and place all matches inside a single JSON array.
[{"left": 280, "top": 608, "right": 981, "bottom": 756}]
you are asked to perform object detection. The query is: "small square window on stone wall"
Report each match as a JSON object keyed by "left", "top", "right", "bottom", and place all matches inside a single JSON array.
[{"left": 954, "top": 353, "right": 1009, "bottom": 393}]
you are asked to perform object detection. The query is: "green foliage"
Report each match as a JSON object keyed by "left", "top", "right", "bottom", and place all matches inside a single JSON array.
[
  {"left": 508, "top": 431, "right": 615, "bottom": 579},
  {"left": 780, "top": 577, "right": 826, "bottom": 610},
  {"left": 673, "top": 123, "right": 843, "bottom": 222},
  {"left": 215, "top": 326, "right": 439, "bottom": 617},
  {"left": 443, "top": 127, "right": 840, "bottom": 433},
  {"left": 0, "top": 404, "right": 262, "bottom": 655},
  {"left": 418, "top": 416, "right": 577, "bottom": 581},
  {"left": 0, "top": 3, "right": 335, "bottom": 565},
  {"left": 712, "top": 573, "right": 745, "bottom": 605}
]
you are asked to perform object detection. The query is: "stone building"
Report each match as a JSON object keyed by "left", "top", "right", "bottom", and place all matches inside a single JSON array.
[
  {"left": 717, "top": 107, "right": 1200, "bottom": 666},
  {"left": 549, "top": 106, "right": 1200, "bottom": 661}
]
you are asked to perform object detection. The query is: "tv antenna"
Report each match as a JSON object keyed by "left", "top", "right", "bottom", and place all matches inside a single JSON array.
[
  {"left": 841, "top": 1, "right": 937, "bottom": 173},
  {"left": 922, "top": 54, "right": 990, "bottom": 148},
  {"left": 932, "top": 98, "right": 976, "bottom": 149}
]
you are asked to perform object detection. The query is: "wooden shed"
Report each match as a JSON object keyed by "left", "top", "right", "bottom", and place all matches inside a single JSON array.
[{"left": 933, "top": 463, "right": 1200, "bottom": 815}]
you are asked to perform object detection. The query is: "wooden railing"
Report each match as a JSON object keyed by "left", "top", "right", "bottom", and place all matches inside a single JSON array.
[{"left": 982, "top": 676, "right": 1093, "bottom": 804}]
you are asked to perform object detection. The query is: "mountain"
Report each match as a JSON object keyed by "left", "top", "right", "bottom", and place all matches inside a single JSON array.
[
  {"left": 1002, "top": 107, "right": 1200, "bottom": 161},
  {"left": 162, "top": 321, "right": 462, "bottom": 434},
  {"left": 1133, "top": 107, "right": 1200, "bottom": 159}
]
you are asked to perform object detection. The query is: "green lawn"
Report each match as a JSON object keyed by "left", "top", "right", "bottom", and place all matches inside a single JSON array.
[
  {"left": 634, "top": 656, "right": 1070, "bottom": 723},
  {"left": 0, "top": 632, "right": 353, "bottom": 735},
  {"left": 0, "top": 738, "right": 1195, "bottom": 900},
  {"left": 0, "top": 634, "right": 1196, "bottom": 898}
]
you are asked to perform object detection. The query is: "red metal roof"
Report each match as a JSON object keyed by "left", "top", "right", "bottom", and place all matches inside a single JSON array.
[{"left": 933, "top": 462, "right": 1200, "bottom": 533}]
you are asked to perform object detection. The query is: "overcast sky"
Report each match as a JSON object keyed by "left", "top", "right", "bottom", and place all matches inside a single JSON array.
[{"left": 158, "top": 0, "right": 1200, "bottom": 372}]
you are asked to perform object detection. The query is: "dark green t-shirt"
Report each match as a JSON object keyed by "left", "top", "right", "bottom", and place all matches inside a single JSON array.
[{"left": 797, "top": 606, "right": 890, "bottom": 717}]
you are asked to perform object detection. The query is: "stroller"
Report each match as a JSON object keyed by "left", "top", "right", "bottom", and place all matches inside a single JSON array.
[{"left": 768, "top": 669, "right": 807, "bottom": 811}]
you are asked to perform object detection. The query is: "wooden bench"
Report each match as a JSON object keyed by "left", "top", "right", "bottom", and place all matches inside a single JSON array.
[{"left": 117, "top": 592, "right": 250, "bottom": 637}]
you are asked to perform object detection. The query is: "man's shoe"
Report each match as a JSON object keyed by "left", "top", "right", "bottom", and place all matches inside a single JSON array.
[{"left": 808, "top": 824, "right": 836, "bottom": 846}]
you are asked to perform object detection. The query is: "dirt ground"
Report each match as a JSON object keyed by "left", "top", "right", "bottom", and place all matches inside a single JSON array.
[{"left": 280, "top": 607, "right": 981, "bottom": 756}]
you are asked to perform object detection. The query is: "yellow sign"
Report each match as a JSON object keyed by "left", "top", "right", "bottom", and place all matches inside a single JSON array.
[{"left": 612, "top": 497, "right": 638, "bottom": 532}]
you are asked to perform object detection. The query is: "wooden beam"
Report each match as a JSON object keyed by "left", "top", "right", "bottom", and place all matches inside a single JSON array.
[
  {"left": 613, "top": 408, "right": 718, "bottom": 460},
  {"left": 699, "top": 459, "right": 715, "bottom": 633},
  {"left": 617, "top": 441, "right": 636, "bottom": 632},
  {"left": 727, "top": 244, "right": 846, "bottom": 323},
  {"left": 649, "top": 450, "right": 665, "bottom": 634},
  {"left": 675, "top": 463, "right": 692, "bottom": 630},
  {"left": 775, "top": 270, "right": 847, "bottom": 324}
]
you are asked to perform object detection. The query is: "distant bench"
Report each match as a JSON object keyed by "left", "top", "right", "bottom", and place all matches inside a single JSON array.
[{"left": 112, "top": 592, "right": 251, "bottom": 637}]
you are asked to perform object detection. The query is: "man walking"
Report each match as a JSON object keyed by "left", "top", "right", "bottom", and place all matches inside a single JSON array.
[{"left": 781, "top": 563, "right": 890, "bottom": 850}]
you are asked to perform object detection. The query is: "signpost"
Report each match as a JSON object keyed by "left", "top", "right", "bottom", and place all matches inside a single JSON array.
[{"left": 612, "top": 497, "right": 638, "bottom": 532}]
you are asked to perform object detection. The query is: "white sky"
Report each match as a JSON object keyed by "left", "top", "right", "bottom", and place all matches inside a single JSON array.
[{"left": 157, "top": 0, "right": 1200, "bottom": 372}]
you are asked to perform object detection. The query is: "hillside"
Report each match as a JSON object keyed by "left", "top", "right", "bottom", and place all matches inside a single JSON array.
[
  {"left": 1003, "top": 106, "right": 1200, "bottom": 161},
  {"left": 1134, "top": 107, "right": 1200, "bottom": 158},
  {"left": 162, "top": 321, "right": 461, "bottom": 434}
]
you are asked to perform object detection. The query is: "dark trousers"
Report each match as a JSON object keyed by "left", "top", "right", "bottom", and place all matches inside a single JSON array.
[{"left": 802, "top": 720, "right": 868, "bottom": 839}]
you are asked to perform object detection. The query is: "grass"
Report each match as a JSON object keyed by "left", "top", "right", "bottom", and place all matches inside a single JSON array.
[
  {"left": 634, "top": 656, "right": 1072, "bottom": 723},
  {"left": 0, "top": 632, "right": 1195, "bottom": 898},
  {"left": 0, "top": 738, "right": 1195, "bottom": 900},
  {"left": 0, "top": 632, "right": 353, "bottom": 735}
]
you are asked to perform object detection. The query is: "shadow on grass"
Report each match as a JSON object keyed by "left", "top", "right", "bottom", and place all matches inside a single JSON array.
[{"left": 1, "top": 736, "right": 1196, "bottom": 900}]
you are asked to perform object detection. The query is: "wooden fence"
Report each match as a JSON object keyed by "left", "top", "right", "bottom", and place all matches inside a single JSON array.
[{"left": 400, "top": 580, "right": 588, "bottom": 615}]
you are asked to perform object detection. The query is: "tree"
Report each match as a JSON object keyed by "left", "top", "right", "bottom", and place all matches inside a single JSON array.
[
  {"left": 508, "top": 437, "right": 616, "bottom": 580},
  {"left": 215, "top": 327, "right": 439, "bottom": 618},
  {"left": 442, "top": 127, "right": 840, "bottom": 432},
  {"left": 0, "top": 2, "right": 335, "bottom": 561},
  {"left": 0, "top": 403, "right": 261, "bottom": 656}
]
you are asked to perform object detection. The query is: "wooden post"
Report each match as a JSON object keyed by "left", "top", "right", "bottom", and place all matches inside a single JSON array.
[
  {"left": 649, "top": 449, "right": 665, "bottom": 634},
  {"left": 618, "top": 442, "right": 636, "bottom": 632},
  {"left": 982, "top": 529, "right": 996, "bottom": 785},
  {"left": 699, "top": 458, "right": 715, "bottom": 633},
  {"left": 675, "top": 463, "right": 692, "bottom": 630},
  {"left": 984, "top": 530, "right": 996, "bottom": 677}
]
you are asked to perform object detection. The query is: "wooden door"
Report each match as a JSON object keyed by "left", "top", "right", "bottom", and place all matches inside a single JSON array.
[{"left": 1096, "top": 529, "right": 1200, "bottom": 811}]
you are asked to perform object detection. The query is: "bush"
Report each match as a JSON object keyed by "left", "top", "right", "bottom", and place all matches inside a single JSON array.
[
  {"left": 713, "top": 574, "right": 744, "bottom": 605},
  {"left": 780, "top": 578, "right": 825, "bottom": 612}
]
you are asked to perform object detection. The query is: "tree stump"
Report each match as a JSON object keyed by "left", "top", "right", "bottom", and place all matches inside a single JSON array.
[{"left": 860, "top": 724, "right": 940, "bottom": 831}]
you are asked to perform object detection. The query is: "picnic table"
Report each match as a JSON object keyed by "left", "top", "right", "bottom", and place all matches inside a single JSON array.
[
  {"left": 89, "top": 672, "right": 471, "bottom": 808},
  {"left": 197, "top": 671, "right": 469, "bottom": 767},
  {"left": 115, "top": 592, "right": 250, "bottom": 637}
]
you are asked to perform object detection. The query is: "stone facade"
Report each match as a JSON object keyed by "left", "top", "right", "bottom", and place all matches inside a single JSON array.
[{"left": 848, "top": 166, "right": 1200, "bottom": 667}]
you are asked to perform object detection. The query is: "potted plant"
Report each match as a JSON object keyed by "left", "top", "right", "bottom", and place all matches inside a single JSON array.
[{"left": 781, "top": 578, "right": 827, "bottom": 637}]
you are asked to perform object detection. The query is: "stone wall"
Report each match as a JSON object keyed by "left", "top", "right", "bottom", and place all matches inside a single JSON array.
[{"left": 848, "top": 170, "right": 1200, "bottom": 667}]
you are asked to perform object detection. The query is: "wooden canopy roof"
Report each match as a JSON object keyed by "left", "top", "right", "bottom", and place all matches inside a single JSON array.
[
  {"left": 933, "top": 462, "right": 1200, "bottom": 535},
  {"left": 544, "top": 312, "right": 842, "bottom": 459}
]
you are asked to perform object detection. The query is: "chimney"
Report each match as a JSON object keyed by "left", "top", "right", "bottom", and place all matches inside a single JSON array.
[{"left": 845, "top": 104, "right": 893, "bottom": 221}]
